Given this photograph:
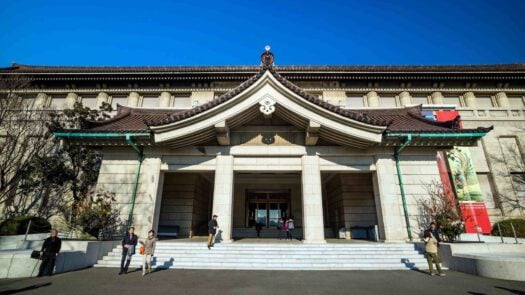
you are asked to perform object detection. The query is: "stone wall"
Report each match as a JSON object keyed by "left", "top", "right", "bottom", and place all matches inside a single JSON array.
[
  {"left": 325, "top": 173, "right": 377, "bottom": 238},
  {"left": 96, "top": 149, "right": 162, "bottom": 238},
  {"left": 159, "top": 173, "right": 212, "bottom": 237}
]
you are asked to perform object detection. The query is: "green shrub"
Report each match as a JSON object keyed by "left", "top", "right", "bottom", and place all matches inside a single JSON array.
[
  {"left": 0, "top": 216, "right": 51, "bottom": 236},
  {"left": 491, "top": 219, "right": 525, "bottom": 238}
]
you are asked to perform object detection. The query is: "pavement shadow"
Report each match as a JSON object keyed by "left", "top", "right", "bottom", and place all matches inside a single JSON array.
[
  {"left": 0, "top": 282, "right": 52, "bottom": 295},
  {"left": 156, "top": 257, "right": 175, "bottom": 269},
  {"left": 401, "top": 258, "right": 418, "bottom": 270},
  {"left": 494, "top": 286, "right": 525, "bottom": 294}
]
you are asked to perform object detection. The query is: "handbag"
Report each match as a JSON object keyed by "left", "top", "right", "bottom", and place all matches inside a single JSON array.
[
  {"left": 140, "top": 246, "right": 145, "bottom": 255},
  {"left": 30, "top": 250, "right": 42, "bottom": 260}
]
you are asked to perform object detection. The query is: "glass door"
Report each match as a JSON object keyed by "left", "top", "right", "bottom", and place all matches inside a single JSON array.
[
  {"left": 268, "top": 203, "right": 280, "bottom": 228},
  {"left": 256, "top": 203, "right": 267, "bottom": 227}
]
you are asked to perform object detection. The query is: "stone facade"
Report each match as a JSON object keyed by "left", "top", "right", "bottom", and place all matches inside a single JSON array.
[{"left": 2, "top": 58, "right": 524, "bottom": 242}]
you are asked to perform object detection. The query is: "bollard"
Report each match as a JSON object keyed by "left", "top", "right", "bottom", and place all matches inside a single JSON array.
[
  {"left": 476, "top": 225, "right": 482, "bottom": 242},
  {"left": 510, "top": 222, "right": 519, "bottom": 244},
  {"left": 24, "top": 219, "right": 32, "bottom": 241},
  {"left": 497, "top": 223, "right": 504, "bottom": 243}
]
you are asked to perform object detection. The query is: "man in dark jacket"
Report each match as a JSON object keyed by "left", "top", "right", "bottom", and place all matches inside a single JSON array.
[
  {"left": 38, "top": 229, "right": 61, "bottom": 277},
  {"left": 119, "top": 226, "right": 138, "bottom": 275},
  {"left": 207, "top": 215, "right": 218, "bottom": 250}
]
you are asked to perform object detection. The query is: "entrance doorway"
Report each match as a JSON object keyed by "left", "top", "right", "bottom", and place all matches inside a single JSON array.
[{"left": 246, "top": 190, "right": 290, "bottom": 228}]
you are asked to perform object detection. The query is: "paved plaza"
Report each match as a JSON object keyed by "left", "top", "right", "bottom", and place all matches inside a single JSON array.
[{"left": 1, "top": 268, "right": 524, "bottom": 295}]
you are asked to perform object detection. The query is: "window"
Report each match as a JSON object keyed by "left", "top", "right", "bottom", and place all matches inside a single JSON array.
[
  {"left": 412, "top": 96, "right": 429, "bottom": 105},
  {"left": 380, "top": 95, "right": 397, "bottom": 107},
  {"left": 499, "top": 137, "right": 524, "bottom": 173},
  {"left": 508, "top": 96, "right": 524, "bottom": 108},
  {"left": 511, "top": 173, "right": 525, "bottom": 207},
  {"left": 476, "top": 173, "right": 497, "bottom": 208},
  {"left": 173, "top": 96, "right": 191, "bottom": 109},
  {"left": 21, "top": 98, "right": 35, "bottom": 109},
  {"left": 81, "top": 96, "right": 98, "bottom": 109},
  {"left": 50, "top": 96, "right": 67, "bottom": 109},
  {"left": 476, "top": 96, "right": 494, "bottom": 108},
  {"left": 443, "top": 96, "right": 461, "bottom": 106},
  {"left": 141, "top": 96, "right": 159, "bottom": 108},
  {"left": 111, "top": 96, "right": 128, "bottom": 110},
  {"left": 345, "top": 94, "right": 364, "bottom": 108}
]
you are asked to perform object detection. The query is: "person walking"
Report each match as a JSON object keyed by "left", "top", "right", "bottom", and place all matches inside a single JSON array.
[
  {"left": 277, "top": 218, "right": 285, "bottom": 240},
  {"left": 119, "top": 226, "right": 138, "bottom": 275},
  {"left": 286, "top": 218, "right": 295, "bottom": 240},
  {"left": 208, "top": 214, "right": 218, "bottom": 250},
  {"left": 38, "top": 229, "right": 61, "bottom": 277},
  {"left": 140, "top": 229, "right": 156, "bottom": 276},
  {"left": 255, "top": 222, "right": 262, "bottom": 238},
  {"left": 424, "top": 230, "right": 445, "bottom": 276}
]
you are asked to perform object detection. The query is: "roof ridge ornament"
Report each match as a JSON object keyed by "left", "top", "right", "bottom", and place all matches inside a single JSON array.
[{"left": 260, "top": 45, "right": 274, "bottom": 68}]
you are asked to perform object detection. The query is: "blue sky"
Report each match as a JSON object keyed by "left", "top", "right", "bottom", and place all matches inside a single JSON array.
[{"left": 0, "top": 0, "right": 524, "bottom": 66}]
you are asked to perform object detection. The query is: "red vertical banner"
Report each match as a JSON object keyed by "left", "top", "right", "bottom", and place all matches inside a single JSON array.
[
  {"left": 436, "top": 151, "right": 455, "bottom": 203},
  {"left": 435, "top": 111, "right": 491, "bottom": 234}
]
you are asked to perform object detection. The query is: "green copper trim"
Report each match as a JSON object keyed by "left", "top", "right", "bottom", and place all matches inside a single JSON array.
[{"left": 394, "top": 134, "right": 413, "bottom": 241}]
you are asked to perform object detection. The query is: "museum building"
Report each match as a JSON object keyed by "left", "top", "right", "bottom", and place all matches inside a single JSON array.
[{"left": 1, "top": 49, "right": 524, "bottom": 242}]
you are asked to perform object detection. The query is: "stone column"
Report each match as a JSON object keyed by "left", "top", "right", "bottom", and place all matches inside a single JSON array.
[
  {"left": 34, "top": 93, "right": 48, "bottom": 109},
  {"left": 96, "top": 92, "right": 109, "bottom": 108},
  {"left": 133, "top": 156, "right": 162, "bottom": 238},
  {"left": 463, "top": 91, "right": 476, "bottom": 107},
  {"left": 366, "top": 91, "right": 380, "bottom": 107},
  {"left": 495, "top": 92, "right": 510, "bottom": 108},
  {"left": 431, "top": 92, "right": 444, "bottom": 104},
  {"left": 65, "top": 92, "right": 78, "bottom": 109},
  {"left": 128, "top": 92, "right": 140, "bottom": 107},
  {"left": 159, "top": 92, "right": 171, "bottom": 107},
  {"left": 301, "top": 155, "right": 326, "bottom": 243},
  {"left": 373, "top": 155, "right": 408, "bottom": 242},
  {"left": 211, "top": 155, "right": 234, "bottom": 243},
  {"left": 399, "top": 91, "right": 412, "bottom": 106}
]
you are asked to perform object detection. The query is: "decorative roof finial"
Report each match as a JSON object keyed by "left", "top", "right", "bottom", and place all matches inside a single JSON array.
[{"left": 261, "top": 45, "right": 274, "bottom": 68}]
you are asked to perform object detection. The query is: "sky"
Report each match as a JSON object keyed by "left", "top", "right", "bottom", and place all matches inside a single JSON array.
[{"left": 0, "top": 0, "right": 524, "bottom": 67}]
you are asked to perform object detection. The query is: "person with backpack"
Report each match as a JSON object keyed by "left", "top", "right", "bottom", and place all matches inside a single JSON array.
[{"left": 286, "top": 218, "right": 295, "bottom": 240}]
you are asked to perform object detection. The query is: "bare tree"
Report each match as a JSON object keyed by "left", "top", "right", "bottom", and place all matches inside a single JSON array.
[
  {"left": 0, "top": 76, "right": 56, "bottom": 218},
  {"left": 417, "top": 180, "right": 463, "bottom": 241}
]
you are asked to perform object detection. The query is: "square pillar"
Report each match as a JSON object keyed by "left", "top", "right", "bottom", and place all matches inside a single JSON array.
[
  {"left": 373, "top": 155, "right": 408, "bottom": 242},
  {"left": 211, "top": 155, "right": 234, "bottom": 243},
  {"left": 133, "top": 156, "right": 162, "bottom": 239},
  {"left": 301, "top": 155, "right": 326, "bottom": 243}
]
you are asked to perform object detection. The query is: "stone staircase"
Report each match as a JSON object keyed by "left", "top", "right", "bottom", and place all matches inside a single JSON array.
[{"left": 95, "top": 241, "right": 429, "bottom": 270}]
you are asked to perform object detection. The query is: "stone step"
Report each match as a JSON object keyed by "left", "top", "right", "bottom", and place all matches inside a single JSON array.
[
  {"left": 106, "top": 251, "right": 422, "bottom": 257},
  {"left": 97, "top": 242, "right": 427, "bottom": 270}
]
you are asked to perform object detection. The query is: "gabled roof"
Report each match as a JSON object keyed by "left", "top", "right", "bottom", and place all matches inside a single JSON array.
[{"left": 145, "top": 68, "right": 389, "bottom": 127}]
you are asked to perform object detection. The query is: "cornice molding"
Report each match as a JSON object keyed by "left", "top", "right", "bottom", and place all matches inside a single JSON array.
[{"left": 6, "top": 88, "right": 525, "bottom": 94}]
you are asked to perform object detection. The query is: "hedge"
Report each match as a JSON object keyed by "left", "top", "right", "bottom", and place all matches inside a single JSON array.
[
  {"left": 0, "top": 216, "right": 51, "bottom": 236},
  {"left": 491, "top": 218, "right": 525, "bottom": 238}
]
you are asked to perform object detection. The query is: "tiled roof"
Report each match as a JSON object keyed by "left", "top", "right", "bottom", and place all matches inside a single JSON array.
[
  {"left": 68, "top": 67, "right": 492, "bottom": 135},
  {"left": 76, "top": 104, "right": 490, "bottom": 135},
  {"left": 82, "top": 105, "right": 186, "bottom": 133},
  {"left": 2, "top": 63, "right": 525, "bottom": 74}
]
